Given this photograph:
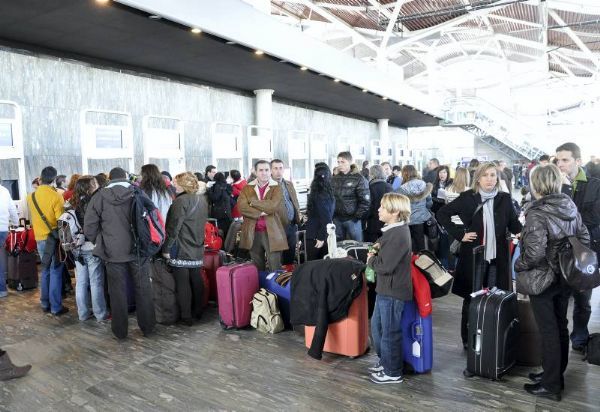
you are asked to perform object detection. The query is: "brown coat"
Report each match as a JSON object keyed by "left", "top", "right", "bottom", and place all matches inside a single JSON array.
[{"left": 238, "top": 179, "right": 289, "bottom": 252}]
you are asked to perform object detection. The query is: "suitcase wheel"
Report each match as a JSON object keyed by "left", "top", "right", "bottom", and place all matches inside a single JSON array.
[
  {"left": 219, "top": 317, "right": 233, "bottom": 331},
  {"left": 17, "top": 283, "right": 23, "bottom": 292},
  {"left": 463, "top": 368, "right": 475, "bottom": 378}
]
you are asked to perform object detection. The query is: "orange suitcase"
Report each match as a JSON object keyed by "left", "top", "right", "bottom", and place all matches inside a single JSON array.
[{"left": 304, "top": 278, "right": 369, "bottom": 358}]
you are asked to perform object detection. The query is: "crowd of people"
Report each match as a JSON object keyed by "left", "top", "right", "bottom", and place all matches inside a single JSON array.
[{"left": 0, "top": 142, "right": 598, "bottom": 399}]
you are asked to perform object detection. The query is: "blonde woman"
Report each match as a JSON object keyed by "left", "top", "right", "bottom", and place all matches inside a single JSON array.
[
  {"left": 445, "top": 167, "right": 470, "bottom": 204},
  {"left": 162, "top": 172, "right": 209, "bottom": 326},
  {"left": 437, "top": 162, "right": 522, "bottom": 349}
]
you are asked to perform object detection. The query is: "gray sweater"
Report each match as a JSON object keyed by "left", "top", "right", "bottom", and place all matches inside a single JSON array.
[{"left": 368, "top": 222, "right": 413, "bottom": 301}]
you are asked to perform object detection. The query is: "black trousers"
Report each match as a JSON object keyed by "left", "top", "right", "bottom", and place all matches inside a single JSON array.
[
  {"left": 281, "top": 224, "right": 298, "bottom": 265},
  {"left": 172, "top": 266, "right": 205, "bottom": 321},
  {"left": 530, "top": 280, "right": 570, "bottom": 394},
  {"left": 306, "top": 238, "right": 328, "bottom": 261},
  {"left": 409, "top": 223, "right": 426, "bottom": 253},
  {"left": 105, "top": 259, "right": 156, "bottom": 339}
]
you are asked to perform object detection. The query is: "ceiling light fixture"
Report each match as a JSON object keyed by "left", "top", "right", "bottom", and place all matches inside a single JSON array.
[
  {"left": 362, "top": 89, "right": 368, "bottom": 93},
  {"left": 382, "top": 96, "right": 388, "bottom": 100},
  {"left": 398, "top": 103, "right": 403, "bottom": 106},
  {"left": 300, "top": 66, "right": 308, "bottom": 71},
  {"left": 333, "top": 78, "right": 340, "bottom": 83},
  {"left": 148, "top": 15, "right": 161, "bottom": 20},
  {"left": 191, "top": 28, "right": 202, "bottom": 34},
  {"left": 226, "top": 41, "right": 236, "bottom": 45},
  {"left": 255, "top": 50, "right": 264, "bottom": 55},
  {"left": 96, "top": 0, "right": 110, "bottom": 3}
]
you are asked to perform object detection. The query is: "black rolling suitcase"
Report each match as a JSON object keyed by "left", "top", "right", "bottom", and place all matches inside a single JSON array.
[
  {"left": 7, "top": 251, "right": 38, "bottom": 291},
  {"left": 464, "top": 245, "right": 519, "bottom": 380},
  {"left": 338, "top": 240, "right": 371, "bottom": 263}
]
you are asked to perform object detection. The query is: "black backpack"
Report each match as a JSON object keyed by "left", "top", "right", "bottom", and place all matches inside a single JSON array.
[
  {"left": 585, "top": 334, "right": 600, "bottom": 365},
  {"left": 130, "top": 187, "right": 166, "bottom": 258}
]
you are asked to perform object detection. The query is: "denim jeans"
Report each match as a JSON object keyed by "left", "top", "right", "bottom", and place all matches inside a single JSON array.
[
  {"left": 570, "top": 289, "right": 592, "bottom": 347},
  {"left": 370, "top": 295, "right": 405, "bottom": 377},
  {"left": 75, "top": 250, "right": 108, "bottom": 321},
  {"left": 333, "top": 218, "right": 363, "bottom": 242},
  {"left": 0, "top": 231, "right": 7, "bottom": 294},
  {"left": 37, "top": 239, "right": 65, "bottom": 313}
]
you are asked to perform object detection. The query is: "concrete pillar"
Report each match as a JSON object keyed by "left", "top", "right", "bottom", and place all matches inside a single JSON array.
[
  {"left": 254, "top": 89, "right": 274, "bottom": 130},
  {"left": 378, "top": 118, "right": 390, "bottom": 161}
]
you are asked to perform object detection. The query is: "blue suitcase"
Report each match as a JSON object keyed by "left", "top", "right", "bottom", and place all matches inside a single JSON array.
[
  {"left": 258, "top": 271, "right": 291, "bottom": 328},
  {"left": 401, "top": 300, "right": 433, "bottom": 373}
]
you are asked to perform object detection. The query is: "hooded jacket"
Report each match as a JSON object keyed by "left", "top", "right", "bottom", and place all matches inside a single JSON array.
[
  {"left": 331, "top": 165, "right": 370, "bottom": 221},
  {"left": 237, "top": 179, "right": 289, "bottom": 252},
  {"left": 163, "top": 192, "right": 208, "bottom": 261},
  {"left": 397, "top": 179, "right": 433, "bottom": 225},
  {"left": 84, "top": 181, "right": 137, "bottom": 263},
  {"left": 208, "top": 180, "right": 233, "bottom": 220},
  {"left": 515, "top": 193, "right": 589, "bottom": 295}
]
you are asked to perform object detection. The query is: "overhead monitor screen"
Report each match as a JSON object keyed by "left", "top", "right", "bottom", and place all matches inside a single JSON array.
[{"left": 96, "top": 128, "right": 123, "bottom": 149}]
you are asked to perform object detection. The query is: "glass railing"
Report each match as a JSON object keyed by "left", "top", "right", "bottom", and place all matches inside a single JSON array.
[{"left": 441, "top": 97, "right": 546, "bottom": 159}]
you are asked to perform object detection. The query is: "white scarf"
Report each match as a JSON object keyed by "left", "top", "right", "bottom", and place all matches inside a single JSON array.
[{"left": 479, "top": 188, "right": 498, "bottom": 262}]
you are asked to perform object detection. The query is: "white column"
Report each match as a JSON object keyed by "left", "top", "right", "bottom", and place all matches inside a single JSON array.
[
  {"left": 254, "top": 89, "right": 274, "bottom": 130},
  {"left": 378, "top": 118, "right": 390, "bottom": 161}
]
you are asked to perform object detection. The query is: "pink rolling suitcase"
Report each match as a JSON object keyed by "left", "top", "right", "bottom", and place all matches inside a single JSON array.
[{"left": 216, "top": 262, "right": 259, "bottom": 329}]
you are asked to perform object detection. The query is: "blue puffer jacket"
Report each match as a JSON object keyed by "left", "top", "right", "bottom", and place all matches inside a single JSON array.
[{"left": 397, "top": 179, "right": 433, "bottom": 225}]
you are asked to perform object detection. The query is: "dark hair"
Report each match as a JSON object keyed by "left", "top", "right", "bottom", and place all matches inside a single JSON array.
[
  {"left": 31, "top": 177, "right": 40, "bottom": 187},
  {"left": 70, "top": 175, "right": 96, "bottom": 210},
  {"left": 254, "top": 159, "right": 270, "bottom": 170},
  {"left": 230, "top": 170, "right": 241, "bottom": 181},
  {"left": 95, "top": 173, "right": 108, "bottom": 188},
  {"left": 392, "top": 165, "right": 401, "bottom": 172},
  {"left": 556, "top": 142, "right": 581, "bottom": 160},
  {"left": 310, "top": 165, "right": 333, "bottom": 198},
  {"left": 434, "top": 165, "right": 451, "bottom": 187},
  {"left": 205, "top": 165, "right": 216, "bottom": 174},
  {"left": 337, "top": 151, "right": 353, "bottom": 162},
  {"left": 108, "top": 167, "right": 127, "bottom": 181},
  {"left": 161, "top": 170, "right": 173, "bottom": 181},
  {"left": 40, "top": 166, "right": 58, "bottom": 185},
  {"left": 270, "top": 159, "right": 284, "bottom": 167},
  {"left": 362, "top": 160, "right": 369, "bottom": 168},
  {"left": 213, "top": 172, "right": 226, "bottom": 183},
  {"left": 587, "top": 162, "right": 600, "bottom": 179},
  {"left": 469, "top": 158, "right": 480, "bottom": 169},
  {"left": 140, "top": 164, "right": 168, "bottom": 198},
  {"left": 194, "top": 172, "right": 204, "bottom": 181},
  {"left": 539, "top": 154, "right": 551, "bottom": 162},
  {"left": 55, "top": 175, "right": 67, "bottom": 189},
  {"left": 429, "top": 158, "right": 439, "bottom": 166}
]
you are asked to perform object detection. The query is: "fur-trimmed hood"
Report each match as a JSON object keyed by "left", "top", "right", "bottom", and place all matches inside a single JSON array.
[{"left": 399, "top": 179, "right": 432, "bottom": 201}]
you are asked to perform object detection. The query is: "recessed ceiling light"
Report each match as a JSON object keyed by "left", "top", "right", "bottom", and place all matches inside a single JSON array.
[
  {"left": 191, "top": 28, "right": 202, "bottom": 34},
  {"left": 411, "top": 107, "right": 416, "bottom": 111},
  {"left": 382, "top": 96, "right": 388, "bottom": 100},
  {"left": 333, "top": 78, "right": 340, "bottom": 82},
  {"left": 226, "top": 41, "right": 236, "bottom": 45},
  {"left": 362, "top": 89, "right": 368, "bottom": 93},
  {"left": 255, "top": 50, "right": 264, "bottom": 55},
  {"left": 148, "top": 15, "right": 161, "bottom": 20},
  {"left": 300, "top": 66, "right": 308, "bottom": 71},
  {"left": 96, "top": 0, "right": 110, "bottom": 3},
  {"left": 398, "top": 103, "right": 403, "bottom": 106}
]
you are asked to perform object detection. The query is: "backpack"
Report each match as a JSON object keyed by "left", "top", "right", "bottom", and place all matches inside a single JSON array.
[
  {"left": 130, "top": 187, "right": 166, "bottom": 258},
  {"left": 57, "top": 210, "right": 85, "bottom": 253},
  {"left": 250, "top": 288, "right": 284, "bottom": 334},
  {"left": 205, "top": 221, "right": 222, "bottom": 250},
  {"left": 585, "top": 333, "right": 600, "bottom": 365}
]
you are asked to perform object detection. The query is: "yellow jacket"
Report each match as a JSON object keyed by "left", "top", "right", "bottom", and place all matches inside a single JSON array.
[{"left": 27, "top": 185, "right": 65, "bottom": 241}]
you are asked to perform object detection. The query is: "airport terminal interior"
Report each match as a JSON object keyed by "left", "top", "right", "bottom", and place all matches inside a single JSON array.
[{"left": 1, "top": 0, "right": 600, "bottom": 410}]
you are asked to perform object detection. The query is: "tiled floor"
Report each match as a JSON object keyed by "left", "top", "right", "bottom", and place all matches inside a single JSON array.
[{"left": 0, "top": 283, "right": 599, "bottom": 411}]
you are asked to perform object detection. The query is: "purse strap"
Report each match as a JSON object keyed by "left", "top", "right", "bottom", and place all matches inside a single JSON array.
[{"left": 32, "top": 192, "right": 54, "bottom": 232}]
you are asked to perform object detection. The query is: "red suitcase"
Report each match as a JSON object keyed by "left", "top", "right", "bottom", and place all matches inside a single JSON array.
[
  {"left": 203, "top": 249, "right": 227, "bottom": 302},
  {"left": 216, "top": 262, "right": 259, "bottom": 329}
]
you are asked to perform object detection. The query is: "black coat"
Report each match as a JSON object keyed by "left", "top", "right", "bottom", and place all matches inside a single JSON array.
[
  {"left": 331, "top": 170, "right": 370, "bottom": 221},
  {"left": 437, "top": 189, "right": 522, "bottom": 298},
  {"left": 365, "top": 179, "right": 393, "bottom": 240},
  {"left": 290, "top": 258, "right": 364, "bottom": 360},
  {"left": 562, "top": 173, "right": 600, "bottom": 249},
  {"left": 208, "top": 181, "right": 232, "bottom": 220},
  {"left": 305, "top": 192, "right": 335, "bottom": 241}
]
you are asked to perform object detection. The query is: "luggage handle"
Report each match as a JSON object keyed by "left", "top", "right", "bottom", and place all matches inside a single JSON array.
[{"left": 411, "top": 321, "right": 423, "bottom": 341}]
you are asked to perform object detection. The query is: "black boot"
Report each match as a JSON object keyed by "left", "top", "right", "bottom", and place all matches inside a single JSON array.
[
  {"left": 524, "top": 382, "right": 561, "bottom": 401},
  {"left": 0, "top": 352, "right": 32, "bottom": 381}
]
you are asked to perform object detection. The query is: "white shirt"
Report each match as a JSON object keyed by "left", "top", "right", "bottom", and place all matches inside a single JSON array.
[{"left": 0, "top": 185, "right": 19, "bottom": 231}]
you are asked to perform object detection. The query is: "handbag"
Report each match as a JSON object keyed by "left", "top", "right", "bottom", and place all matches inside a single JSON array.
[
  {"left": 558, "top": 233, "right": 599, "bottom": 291},
  {"left": 449, "top": 199, "right": 490, "bottom": 256}
]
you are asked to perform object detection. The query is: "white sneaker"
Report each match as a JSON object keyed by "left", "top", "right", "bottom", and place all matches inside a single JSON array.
[
  {"left": 368, "top": 362, "right": 384, "bottom": 373},
  {"left": 370, "top": 371, "right": 404, "bottom": 384}
]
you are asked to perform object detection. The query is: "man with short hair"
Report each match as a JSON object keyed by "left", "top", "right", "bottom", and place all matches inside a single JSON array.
[
  {"left": 331, "top": 151, "right": 370, "bottom": 241},
  {"left": 27, "top": 166, "right": 67, "bottom": 316},
  {"left": 361, "top": 160, "right": 370, "bottom": 180},
  {"left": 539, "top": 155, "right": 551, "bottom": 167},
  {"left": 556, "top": 142, "right": 600, "bottom": 352},
  {"left": 238, "top": 160, "right": 288, "bottom": 271},
  {"left": 391, "top": 166, "right": 402, "bottom": 190},
  {"left": 270, "top": 159, "right": 301, "bottom": 265},
  {"left": 84, "top": 167, "right": 156, "bottom": 339},
  {"left": 204, "top": 165, "right": 217, "bottom": 183},
  {"left": 381, "top": 162, "right": 392, "bottom": 181},
  {"left": 423, "top": 158, "right": 439, "bottom": 184}
]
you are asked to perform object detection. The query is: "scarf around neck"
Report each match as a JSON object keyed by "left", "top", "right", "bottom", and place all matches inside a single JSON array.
[{"left": 479, "top": 188, "right": 498, "bottom": 262}]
